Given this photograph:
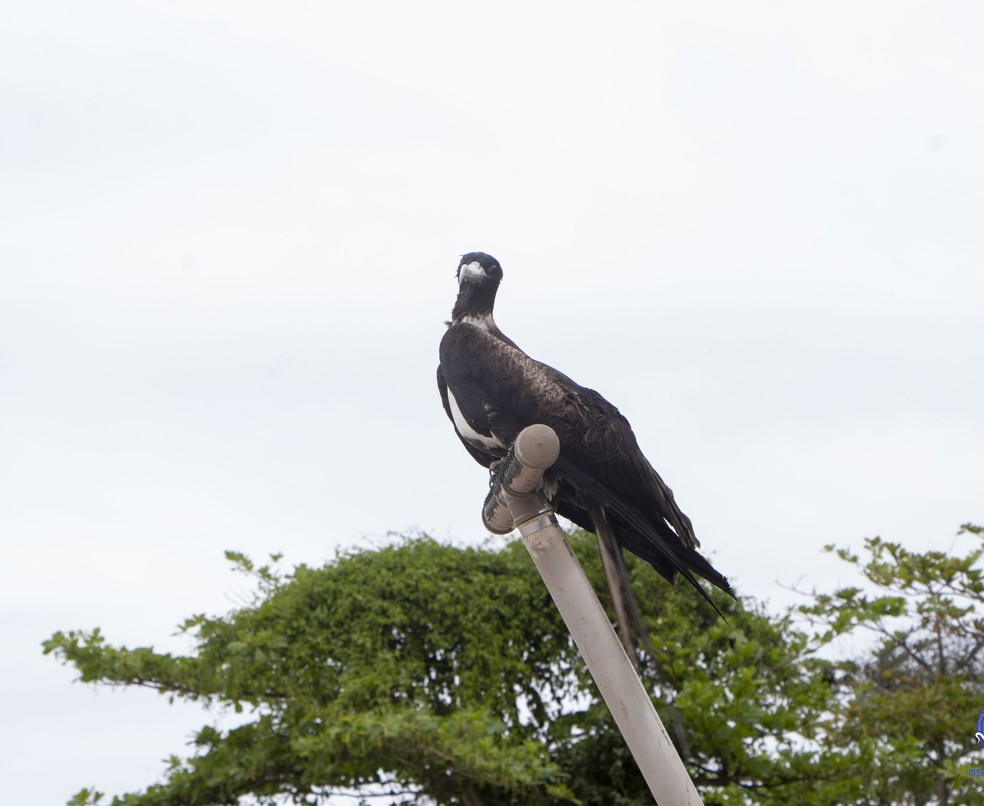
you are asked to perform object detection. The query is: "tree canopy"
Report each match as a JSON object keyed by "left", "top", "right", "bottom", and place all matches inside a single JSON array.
[{"left": 45, "top": 525, "right": 984, "bottom": 805}]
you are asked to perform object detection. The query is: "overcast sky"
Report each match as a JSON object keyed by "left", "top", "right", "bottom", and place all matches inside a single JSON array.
[{"left": 2, "top": 2, "right": 983, "bottom": 803}]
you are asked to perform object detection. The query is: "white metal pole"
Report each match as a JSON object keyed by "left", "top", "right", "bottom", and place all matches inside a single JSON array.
[
  {"left": 484, "top": 425, "right": 704, "bottom": 806},
  {"left": 520, "top": 519, "right": 702, "bottom": 806}
]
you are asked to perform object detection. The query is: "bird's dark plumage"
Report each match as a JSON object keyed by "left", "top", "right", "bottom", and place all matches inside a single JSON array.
[{"left": 437, "top": 252, "right": 732, "bottom": 635}]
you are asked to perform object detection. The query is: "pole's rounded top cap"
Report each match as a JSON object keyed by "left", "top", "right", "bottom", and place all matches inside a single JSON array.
[{"left": 514, "top": 424, "right": 561, "bottom": 471}]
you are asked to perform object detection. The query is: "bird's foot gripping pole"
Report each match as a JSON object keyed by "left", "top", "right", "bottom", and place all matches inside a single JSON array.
[{"left": 483, "top": 425, "right": 703, "bottom": 806}]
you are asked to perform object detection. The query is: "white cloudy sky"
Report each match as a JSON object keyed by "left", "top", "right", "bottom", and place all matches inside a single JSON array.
[{"left": 2, "top": 1, "right": 983, "bottom": 802}]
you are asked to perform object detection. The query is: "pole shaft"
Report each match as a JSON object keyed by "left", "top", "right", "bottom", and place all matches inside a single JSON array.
[{"left": 519, "top": 517, "right": 703, "bottom": 806}]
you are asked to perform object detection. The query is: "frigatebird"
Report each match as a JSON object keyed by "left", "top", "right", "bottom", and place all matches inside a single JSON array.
[{"left": 437, "top": 252, "right": 732, "bottom": 655}]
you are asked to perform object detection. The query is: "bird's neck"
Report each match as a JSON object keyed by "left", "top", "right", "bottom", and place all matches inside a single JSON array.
[
  {"left": 449, "top": 298, "right": 522, "bottom": 352},
  {"left": 451, "top": 282, "right": 498, "bottom": 324}
]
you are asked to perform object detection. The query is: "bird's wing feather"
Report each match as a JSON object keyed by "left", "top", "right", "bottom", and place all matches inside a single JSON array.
[
  {"left": 436, "top": 364, "right": 502, "bottom": 467},
  {"left": 555, "top": 453, "right": 732, "bottom": 609}
]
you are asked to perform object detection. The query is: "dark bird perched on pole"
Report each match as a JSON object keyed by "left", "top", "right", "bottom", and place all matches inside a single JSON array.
[{"left": 437, "top": 252, "right": 732, "bottom": 659}]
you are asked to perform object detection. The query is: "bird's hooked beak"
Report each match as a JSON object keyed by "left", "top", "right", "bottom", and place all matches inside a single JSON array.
[{"left": 457, "top": 260, "right": 484, "bottom": 285}]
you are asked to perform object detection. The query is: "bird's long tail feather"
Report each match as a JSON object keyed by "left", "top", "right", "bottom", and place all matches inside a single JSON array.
[{"left": 589, "top": 504, "right": 655, "bottom": 670}]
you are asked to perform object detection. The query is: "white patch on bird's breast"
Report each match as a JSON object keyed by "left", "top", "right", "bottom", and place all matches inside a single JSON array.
[
  {"left": 446, "top": 388, "right": 505, "bottom": 450},
  {"left": 459, "top": 313, "right": 494, "bottom": 331}
]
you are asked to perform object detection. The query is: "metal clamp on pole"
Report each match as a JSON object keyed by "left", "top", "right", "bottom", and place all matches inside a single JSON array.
[
  {"left": 482, "top": 424, "right": 561, "bottom": 535},
  {"left": 481, "top": 424, "right": 704, "bottom": 806}
]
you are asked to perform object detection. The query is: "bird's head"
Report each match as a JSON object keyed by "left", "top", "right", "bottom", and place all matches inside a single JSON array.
[
  {"left": 457, "top": 252, "right": 503, "bottom": 287},
  {"left": 451, "top": 252, "right": 503, "bottom": 324}
]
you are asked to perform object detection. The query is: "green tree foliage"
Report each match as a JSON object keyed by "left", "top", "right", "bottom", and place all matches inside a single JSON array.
[
  {"left": 45, "top": 526, "right": 984, "bottom": 805},
  {"left": 801, "top": 523, "right": 984, "bottom": 805}
]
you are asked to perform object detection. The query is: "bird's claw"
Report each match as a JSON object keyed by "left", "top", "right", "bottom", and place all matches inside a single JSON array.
[{"left": 488, "top": 459, "right": 503, "bottom": 487}]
